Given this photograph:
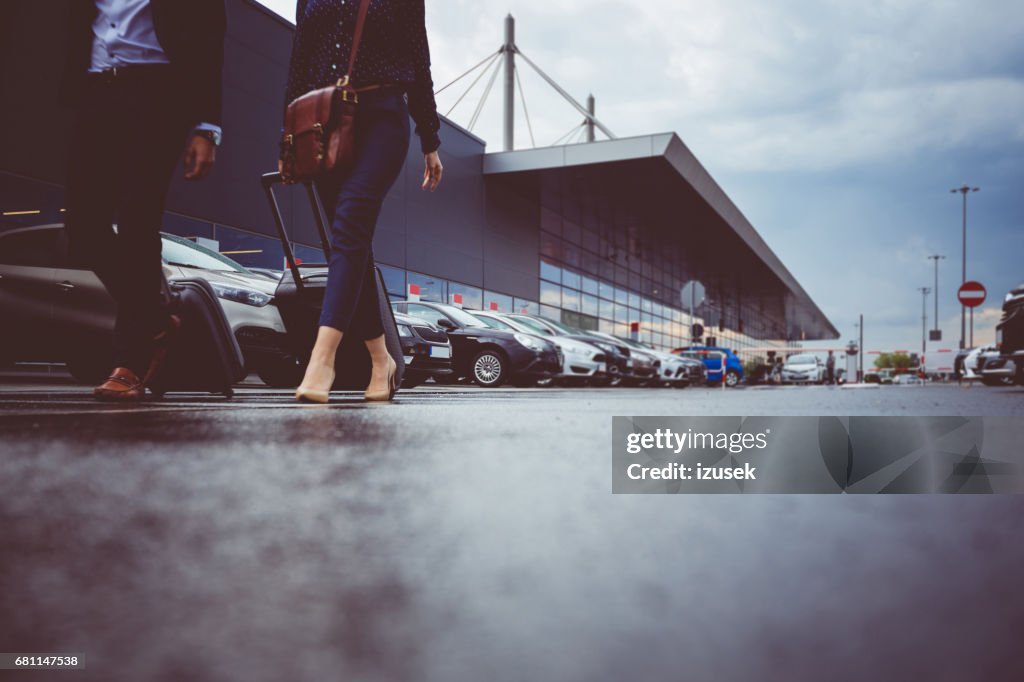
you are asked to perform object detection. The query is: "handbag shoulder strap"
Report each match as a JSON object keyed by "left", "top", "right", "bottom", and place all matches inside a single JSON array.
[{"left": 341, "top": 0, "right": 372, "bottom": 85}]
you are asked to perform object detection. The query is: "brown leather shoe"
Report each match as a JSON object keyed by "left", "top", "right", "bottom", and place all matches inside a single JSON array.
[
  {"left": 141, "top": 314, "right": 182, "bottom": 387},
  {"left": 93, "top": 367, "right": 145, "bottom": 402}
]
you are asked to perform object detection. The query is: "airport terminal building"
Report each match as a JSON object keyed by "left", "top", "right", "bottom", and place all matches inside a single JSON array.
[{"left": 0, "top": 0, "right": 838, "bottom": 353}]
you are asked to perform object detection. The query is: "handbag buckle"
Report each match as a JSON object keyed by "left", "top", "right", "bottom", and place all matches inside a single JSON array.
[{"left": 313, "top": 123, "right": 326, "bottom": 161}]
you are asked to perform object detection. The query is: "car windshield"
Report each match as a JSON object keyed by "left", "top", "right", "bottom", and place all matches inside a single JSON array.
[
  {"left": 540, "top": 317, "right": 582, "bottom": 335},
  {"left": 436, "top": 304, "right": 488, "bottom": 328},
  {"left": 472, "top": 313, "right": 515, "bottom": 331},
  {"left": 161, "top": 234, "right": 250, "bottom": 274},
  {"left": 787, "top": 354, "right": 816, "bottom": 365},
  {"left": 615, "top": 337, "right": 645, "bottom": 350},
  {"left": 509, "top": 316, "right": 554, "bottom": 335}
]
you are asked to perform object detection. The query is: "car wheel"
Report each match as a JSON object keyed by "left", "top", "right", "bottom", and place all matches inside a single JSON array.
[
  {"left": 65, "top": 352, "right": 112, "bottom": 385},
  {"left": 472, "top": 349, "right": 508, "bottom": 387},
  {"left": 257, "top": 356, "right": 305, "bottom": 388},
  {"left": 724, "top": 370, "right": 740, "bottom": 388}
]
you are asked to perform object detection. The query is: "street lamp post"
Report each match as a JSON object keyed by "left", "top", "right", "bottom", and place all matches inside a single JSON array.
[
  {"left": 950, "top": 185, "right": 979, "bottom": 350},
  {"left": 854, "top": 315, "right": 864, "bottom": 382},
  {"left": 927, "top": 254, "right": 945, "bottom": 338},
  {"left": 918, "top": 287, "right": 931, "bottom": 356}
]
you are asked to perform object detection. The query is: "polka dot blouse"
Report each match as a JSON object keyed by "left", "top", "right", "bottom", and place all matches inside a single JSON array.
[{"left": 284, "top": 0, "right": 442, "bottom": 154}]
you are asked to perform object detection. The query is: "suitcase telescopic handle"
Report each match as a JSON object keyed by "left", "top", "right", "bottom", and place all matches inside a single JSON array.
[{"left": 260, "top": 172, "right": 333, "bottom": 293}]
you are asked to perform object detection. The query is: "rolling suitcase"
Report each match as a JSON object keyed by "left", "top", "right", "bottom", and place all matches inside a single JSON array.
[
  {"left": 147, "top": 277, "right": 247, "bottom": 398},
  {"left": 261, "top": 172, "right": 405, "bottom": 393}
]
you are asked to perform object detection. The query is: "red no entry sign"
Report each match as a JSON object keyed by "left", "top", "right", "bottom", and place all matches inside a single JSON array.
[{"left": 957, "top": 281, "right": 986, "bottom": 308}]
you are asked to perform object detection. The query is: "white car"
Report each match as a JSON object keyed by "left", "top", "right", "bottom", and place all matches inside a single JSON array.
[
  {"left": 616, "top": 337, "right": 698, "bottom": 387},
  {"left": 160, "top": 233, "right": 299, "bottom": 387},
  {"left": 893, "top": 374, "right": 924, "bottom": 385},
  {"left": 781, "top": 354, "right": 825, "bottom": 384},
  {"left": 467, "top": 310, "right": 607, "bottom": 384},
  {"left": 958, "top": 345, "right": 997, "bottom": 381}
]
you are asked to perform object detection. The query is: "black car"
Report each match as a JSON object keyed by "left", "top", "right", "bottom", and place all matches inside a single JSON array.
[
  {"left": 392, "top": 302, "right": 561, "bottom": 387},
  {"left": 988, "top": 282, "right": 1024, "bottom": 385},
  {"left": 504, "top": 314, "right": 632, "bottom": 386},
  {"left": 393, "top": 311, "right": 454, "bottom": 388}
]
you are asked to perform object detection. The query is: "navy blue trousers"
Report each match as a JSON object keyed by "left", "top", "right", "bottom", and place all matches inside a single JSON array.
[{"left": 314, "top": 87, "right": 410, "bottom": 339}]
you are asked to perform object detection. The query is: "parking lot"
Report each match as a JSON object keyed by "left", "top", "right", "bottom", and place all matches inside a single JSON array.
[{"left": 2, "top": 370, "right": 1022, "bottom": 681}]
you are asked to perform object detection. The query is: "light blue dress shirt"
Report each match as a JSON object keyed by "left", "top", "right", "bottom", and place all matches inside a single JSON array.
[{"left": 90, "top": 0, "right": 222, "bottom": 140}]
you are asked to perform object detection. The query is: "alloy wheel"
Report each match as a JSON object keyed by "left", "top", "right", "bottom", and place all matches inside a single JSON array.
[{"left": 474, "top": 353, "right": 504, "bottom": 386}]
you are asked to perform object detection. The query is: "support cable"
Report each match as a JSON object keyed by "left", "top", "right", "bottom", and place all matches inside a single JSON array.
[
  {"left": 435, "top": 48, "right": 502, "bottom": 96},
  {"left": 550, "top": 122, "right": 584, "bottom": 147},
  {"left": 468, "top": 53, "right": 503, "bottom": 132},
  {"left": 512, "top": 62, "right": 536, "bottom": 149},
  {"left": 443, "top": 50, "right": 503, "bottom": 119},
  {"left": 515, "top": 47, "right": 617, "bottom": 140},
  {"left": 552, "top": 121, "right": 585, "bottom": 146}
]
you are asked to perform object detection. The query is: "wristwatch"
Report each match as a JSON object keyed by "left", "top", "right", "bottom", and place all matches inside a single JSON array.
[{"left": 193, "top": 128, "right": 222, "bottom": 147}]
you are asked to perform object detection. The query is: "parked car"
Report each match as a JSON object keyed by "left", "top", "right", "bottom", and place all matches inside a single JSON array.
[
  {"left": 393, "top": 312, "right": 453, "bottom": 388},
  {"left": 579, "top": 331, "right": 657, "bottom": 386},
  {"left": 466, "top": 310, "right": 607, "bottom": 386},
  {"left": 780, "top": 353, "right": 825, "bottom": 384},
  {"left": 503, "top": 314, "right": 631, "bottom": 386},
  {"left": 643, "top": 342, "right": 708, "bottom": 385},
  {"left": 893, "top": 374, "right": 924, "bottom": 385},
  {"left": 0, "top": 224, "right": 295, "bottom": 386},
  {"left": 620, "top": 338, "right": 705, "bottom": 387},
  {"left": 955, "top": 345, "right": 996, "bottom": 382},
  {"left": 674, "top": 346, "right": 744, "bottom": 387},
  {"left": 989, "top": 281, "right": 1024, "bottom": 385},
  {"left": 392, "top": 301, "right": 561, "bottom": 387}
]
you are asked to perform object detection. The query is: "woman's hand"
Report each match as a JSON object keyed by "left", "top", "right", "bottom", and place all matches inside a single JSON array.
[{"left": 422, "top": 151, "right": 443, "bottom": 192}]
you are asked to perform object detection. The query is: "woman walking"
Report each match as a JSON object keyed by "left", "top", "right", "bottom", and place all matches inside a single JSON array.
[{"left": 281, "top": 0, "right": 444, "bottom": 402}]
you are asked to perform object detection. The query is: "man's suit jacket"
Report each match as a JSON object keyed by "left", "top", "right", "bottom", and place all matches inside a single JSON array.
[{"left": 63, "top": 0, "right": 227, "bottom": 127}]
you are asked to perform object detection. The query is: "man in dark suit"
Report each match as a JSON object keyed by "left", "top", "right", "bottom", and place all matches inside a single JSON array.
[{"left": 62, "top": 0, "right": 226, "bottom": 401}]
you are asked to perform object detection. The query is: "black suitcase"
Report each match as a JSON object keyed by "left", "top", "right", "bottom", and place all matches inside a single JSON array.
[
  {"left": 261, "top": 172, "right": 405, "bottom": 393},
  {"left": 148, "top": 277, "right": 247, "bottom": 398}
]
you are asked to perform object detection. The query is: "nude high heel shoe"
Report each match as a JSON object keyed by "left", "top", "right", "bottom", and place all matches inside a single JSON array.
[
  {"left": 295, "top": 367, "right": 335, "bottom": 404},
  {"left": 365, "top": 356, "right": 397, "bottom": 402}
]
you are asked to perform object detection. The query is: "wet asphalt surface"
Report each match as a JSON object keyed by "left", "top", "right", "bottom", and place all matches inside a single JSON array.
[{"left": 1, "top": 373, "right": 1023, "bottom": 682}]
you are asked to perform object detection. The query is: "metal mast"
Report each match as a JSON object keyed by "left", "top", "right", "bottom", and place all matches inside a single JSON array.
[
  {"left": 437, "top": 14, "right": 616, "bottom": 150},
  {"left": 585, "top": 94, "right": 595, "bottom": 142},
  {"left": 503, "top": 14, "right": 515, "bottom": 151}
]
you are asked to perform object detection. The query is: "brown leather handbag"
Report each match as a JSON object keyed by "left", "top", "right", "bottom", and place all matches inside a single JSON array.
[{"left": 280, "top": 0, "right": 371, "bottom": 183}]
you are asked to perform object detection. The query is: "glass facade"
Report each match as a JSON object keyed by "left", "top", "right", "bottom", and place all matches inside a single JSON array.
[
  {"left": 1, "top": 170, "right": 790, "bottom": 360},
  {"left": 533, "top": 177, "right": 791, "bottom": 355}
]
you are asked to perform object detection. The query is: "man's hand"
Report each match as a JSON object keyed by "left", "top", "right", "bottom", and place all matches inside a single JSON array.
[
  {"left": 422, "top": 151, "right": 443, "bottom": 192},
  {"left": 184, "top": 135, "right": 216, "bottom": 181}
]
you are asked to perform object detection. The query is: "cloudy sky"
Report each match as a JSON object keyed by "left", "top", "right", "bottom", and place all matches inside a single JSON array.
[{"left": 258, "top": 0, "right": 1023, "bottom": 352}]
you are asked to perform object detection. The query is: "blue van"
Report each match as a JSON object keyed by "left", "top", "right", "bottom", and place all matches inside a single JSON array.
[{"left": 674, "top": 346, "right": 744, "bottom": 387}]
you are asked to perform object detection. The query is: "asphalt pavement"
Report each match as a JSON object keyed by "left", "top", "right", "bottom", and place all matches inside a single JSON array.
[{"left": 1, "top": 374, "right": 1023, "bottom": 681}]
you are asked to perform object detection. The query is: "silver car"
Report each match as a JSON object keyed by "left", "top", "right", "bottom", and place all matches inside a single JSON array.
[
  {"left": 781, "top": 353, "right": 825, "bottom": 384},
  {"left": 621, "top": 338, "right": 705, "bottom": 387},
  {"left": 0, "top": 224, "right": 295, "bottom": 386}
]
